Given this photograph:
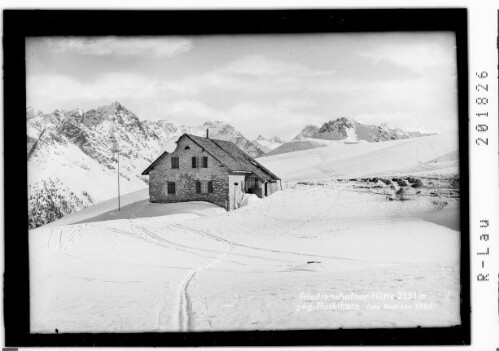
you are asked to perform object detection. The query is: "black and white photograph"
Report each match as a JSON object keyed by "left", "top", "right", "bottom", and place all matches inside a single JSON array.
[
  {"left": 2, "top": 8, "right": 475, "bottom": 347},
  {"left": 25, "top": 31, "right": 463, "bottom": 333}
]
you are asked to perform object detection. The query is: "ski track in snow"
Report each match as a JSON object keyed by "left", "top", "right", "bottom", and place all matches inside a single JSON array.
[
  {"left": 177, "top": 242, "right": 234, "bottom": 331},
  {"left": 122, "top": 221, "right": 234, "bottom": 331},
  {"left": 176, "top": 226, "right": 234, "bottom": 331},
  {"left": 172, "top": 190, "right": 408, "bottom": 266},
  {"left": 129, "top": 221, "right": 236, "bottom": 331},
  {"left": 56, "top": 226, "right": 83, "bottom": 258}
]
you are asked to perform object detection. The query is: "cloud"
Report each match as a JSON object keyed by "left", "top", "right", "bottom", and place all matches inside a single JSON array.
[
  {"left": 27, "top": 64, "right": 457, "bottom": 138},
  {"left": 224, "top": 100, "right": 327, "bottom": 139},
  {"left": 44, "top": 37, "right": 192, "bottom": 58},
  {"left": 27, "top": 73, "right": 164, "bottom": 112},
  {"left": 134, "top": 98, "right": 323, "bottom": 140},
  {"left": 27, "top": 55, "right": 337, "bottom": 117},
  {"left": 224, "top": 55, "right": 317, "bottom": 77},
  {"left": 360, "top": 41, "right": 456, "bottom": 74},
  {"left": 149, "top": 99, "right": 225, "bottom": 124},
  {"left": 165, "top": 55, "right": 335, "bottom": 95}
]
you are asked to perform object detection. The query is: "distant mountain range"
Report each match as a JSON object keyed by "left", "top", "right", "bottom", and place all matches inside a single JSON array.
[
  {"left": 27, "top": 104, "right": 433, "bottom": 228},
  {"left": 265, "top": 117, "right": 436, "bottom": 157},
  {"left": 294, "top": 117, "right": 434, "bottom": 142}
]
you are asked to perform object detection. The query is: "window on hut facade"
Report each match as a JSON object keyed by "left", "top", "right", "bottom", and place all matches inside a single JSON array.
[
  {"left": 167, "top": 182, "right": 176, "bottom": 194},
  {"left": 171, "top": 157, "right": 179, "bottom": 169},
  {"left": 202, "top": 156, "right": 208, "bottom": 168},
  {"left": 201, "top": 181, "right": 208, "bottom": 193},
  {"left": 196, "top": 181, "right": 213, "bottom": 194},
  {"left": 192, "top": 156, "right": 198, "bottom": 168}
]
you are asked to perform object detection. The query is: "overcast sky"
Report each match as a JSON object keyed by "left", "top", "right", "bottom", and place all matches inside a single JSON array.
[{"left": 26, "top": 33, "right": 458, "bottom": 140}]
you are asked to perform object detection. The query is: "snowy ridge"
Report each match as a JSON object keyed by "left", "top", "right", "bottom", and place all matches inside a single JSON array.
[
  {"left": 251, "top": 135, "right": 286, "bottom": 153},
  {"left": 263, "top": 138, "right": 334, "bottom": 157}
]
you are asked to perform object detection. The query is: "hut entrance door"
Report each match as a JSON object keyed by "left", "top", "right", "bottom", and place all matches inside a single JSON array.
[{"left": 265, "top": 182, "right": 268, "bottom": 196}]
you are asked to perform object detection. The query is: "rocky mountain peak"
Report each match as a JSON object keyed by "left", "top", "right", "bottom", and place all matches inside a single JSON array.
[
  {"left": 81, "top": 102, "right": 144, "bottom": 135},
  {"left": 202, "top": 120, "right": 226, "bottom": 129},
  {"left": 63, "top": 108, "right": 84, "bottom": 124},
  {"left": 292, "top": 117, "right": 434, "bottom": 143},
  {"left": 318, "top": 117, "right": 355, "bottom": 133}
]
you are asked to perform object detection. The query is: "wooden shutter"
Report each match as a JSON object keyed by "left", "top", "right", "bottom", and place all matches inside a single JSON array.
[
  {"left": 202, "top": 156, "right": 208, "bottom": 168},
  {"left": 196, "top": 181, "right": 201, "bottom": 194},
  {"left": 208, "top": 181, "right": 213, "bottom": 193},
  {"left": 192, "top": 157, "right": 197, "bottom": 168}
]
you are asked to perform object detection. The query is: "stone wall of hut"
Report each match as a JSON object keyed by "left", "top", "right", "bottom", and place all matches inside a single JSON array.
[{"left": 148, "top": 136, "right": 231, "bottom": 209}]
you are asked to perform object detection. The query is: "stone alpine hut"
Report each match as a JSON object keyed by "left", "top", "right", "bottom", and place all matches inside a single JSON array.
[{"left": 141, "top": 131, "right": 281, "bottom": 210}]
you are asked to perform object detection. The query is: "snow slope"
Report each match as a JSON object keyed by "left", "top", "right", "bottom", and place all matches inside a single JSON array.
[
  {"left": 258, "top": 133, "right": 458, "bottom": 181},
  {"left": 263, "top": 138, "right": 332, "bottom": 157},
  {"left": 30, "top": 185, "right": 460, "bottom": 332},
  {"left": 45, "top": 188, "right": 149, "bottom": 227},
  {"left": 45, "top": 188, "right": 228, "bottom": 227}
]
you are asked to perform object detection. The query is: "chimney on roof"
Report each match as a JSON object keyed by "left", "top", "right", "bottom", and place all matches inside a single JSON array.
[{"left": 206, "top": 129, "right": 209, "bottom": 138}]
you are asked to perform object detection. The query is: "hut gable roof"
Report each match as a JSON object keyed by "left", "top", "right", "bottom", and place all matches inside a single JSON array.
[
  {"left": 141, "top": 151, "right": 168, "bottom": 175},
  {"left": 141, "top": 134, "right": 280, "bottom": 181}
]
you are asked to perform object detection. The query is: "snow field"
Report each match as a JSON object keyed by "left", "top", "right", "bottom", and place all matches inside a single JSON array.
[{"left": 30, "top": 185, "right": 460, "bottom": 332}]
